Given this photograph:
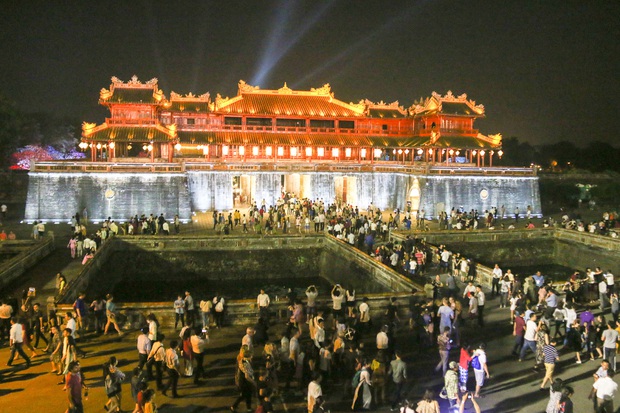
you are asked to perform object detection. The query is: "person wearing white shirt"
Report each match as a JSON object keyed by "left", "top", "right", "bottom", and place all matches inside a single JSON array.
[
  {"left": 307, "top": 373, "right": 323, "bottom": 413},
  {"left": 162, "top": 340, "right": 181, "bottom": 398},
  {"left": 491, "top": 264, "right": 503, "bottom": 297},
  {"left": 376, "top": 325, "right": 389, "bottom": 350},
  {"left": 520, "top": 313, "right": 539, "bottom": 361},
  {"left": 136, "top": 326, "right": 152, "bottom": 369},
  {"left": 257, "top": 289, "right": 270, "bottom": 320},
  {"left": 590, "top": 369, "right": 618, "bottom": 412},
  {"left": 190, "top": 328, "right": 208, "bottom": 384},
  {"left": 7, "top": 317, "right": 30, "bottom": 367}
]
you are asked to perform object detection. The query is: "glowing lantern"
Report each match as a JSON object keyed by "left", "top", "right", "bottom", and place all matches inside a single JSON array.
[
  {"left": 266, "top": 146, "right": 273, "bottom": 156},
  {"left": 397, "top": 149, "right": 403, "bottom": 154},
  {"left": 428, "top": 149, "right": 433, "bottom": 154},
  {"left": 109, "top": 142, "right": 115, "bottom": 149},
  {"left": 317, "top": 147, "right": 325, "bottom": 157},
  {"left": 374, "top": 148, "right": 382, "bottom": 158},
  {"left": 345, "top": 148, "right": 352, "bottom": 158},
  {"left": 498, "top": 149, "right": 504, "bottom": 158},
  {"left": 239, "top": 146, "right": 245, "bottom": 156},
  {"left": 417, "top": 149, "right": 423, "bottom": 155},
  {"left": 253, "top": 146, "right": 259, "bottom": 156},
  {"left": 291, "top": 147, "right": 298, "bottom": 157},
  {"left": 222, "top": 145, "right": 229, "bottom": 155},
  {"left": 96, "top": 143, "right": 102, "bottom": 149},
  {"left": 360, "top": 148, "right": 367, "bottom": 158},
  {"left": 277, "top": 147, "right": 284, "bottom": 156},
  {"left": 305, "top": 147, "right": 312, "bottom": 157},
  {"left": 147, "top": 144, "right": 153, "bottom": 152},
  {"left": 448, "top": 149, "right": 454, "bottom": 155},
  {"left": 472, "top": 150, "right": 477, "bottom": 156},
  {"left": 480, "top": 150, "right": 486, "bottom": 156},
  {"left": 174, "top": 143, "right": 181, "bottom": 151},
  {"left": 332, "top": 148, "right": 339, "bottom": 158}
]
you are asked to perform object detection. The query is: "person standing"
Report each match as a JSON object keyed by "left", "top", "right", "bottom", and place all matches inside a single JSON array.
[
  {"left": 213, "top": 294, "right": 225, "bottom": 328},
  {"left": 191, "top": 328, "right": 208, "bottom": 385},
  {"left": 104, "top": 356, "right": 125, "bottom": 413},
  {"left": 358, "top": 297, "right": 371, "bottom": 337},
  {"left": 444, "top": 361, "right": 460, "bottom": 408},
  {"left": 173, "top": 295, "right": 185, "bottom": 330},
  {"left": 602, "top": 322, "right": 619, "bottom": 371},
  {"left": 136, "top": 327, "right": 152, "bottom": 370},
  {"left": 30, "top": 302, "right": 48, "bottom": 349},
  {"left": 257, "top": 289, "right": 271, "bottom": 321},
  {"left": 162, "top": 340, "right": 181, "bottom": 398},
  {"left": 66, "top": 361, "right": 88, "bottom": 413},
  {"left": 472, "top": 343, "right": 490, "bottom": 398},
  {"left": 589, "top": 369, "right": 618, "bottom": 413},
  {"left": 231, "top": 348, "right": 257, "bottom": 412},
  {"left": 199, "top": 298, "right": 212, "bottom": 329},
  {"left": 388, "top": 351, "right": 407, "bottom": 410},
  {"left": 491, "top": 264, "right": 503, "bottom": 297},
  {"left": 7, "top": 317, "right": 30, "bottom": 368},
  {"left": 184, "top": 291, "right": 195, "bottom": 327},
  {"left": 435, "top": 327, "right": 451, "bottom": 376},
  {"left": 475, "top": 285, "right": 485, "bottom": 327}
]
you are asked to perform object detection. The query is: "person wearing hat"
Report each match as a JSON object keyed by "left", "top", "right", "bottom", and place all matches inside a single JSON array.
[{"left": 444, "top": 361, "right": 460, "bottom": 407}]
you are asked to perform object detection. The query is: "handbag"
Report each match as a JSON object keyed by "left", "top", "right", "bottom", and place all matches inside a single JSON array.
[{"left": 439, "top": 387, "right": 448, "bottom": 399}]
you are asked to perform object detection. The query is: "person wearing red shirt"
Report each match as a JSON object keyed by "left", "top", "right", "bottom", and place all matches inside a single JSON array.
[{"left": 512, "top": 311, "right": 526, "bottom": 356}]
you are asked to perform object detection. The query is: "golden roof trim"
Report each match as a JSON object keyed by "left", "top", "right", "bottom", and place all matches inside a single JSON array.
[
  {"left": 100, "top": 75, "right": 163, "bottom": 102},
  {"left": 409, "top": 90, "right": 485, "bottom": 116}
]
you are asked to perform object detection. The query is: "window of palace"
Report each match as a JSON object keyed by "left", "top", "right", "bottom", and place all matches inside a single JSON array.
[
  {"left": 309, "top": 119, "right": 335, "bottom": 128},
  {"left": 224, "top": 117, "right": 242, "bottom": 125},
  {"left": 246, "top": 118, "right": 272, "bottom": 126},
  {"left": 276, "top": 118, "right": 305, "bottom": 127},
  {"left": 339, "top": 120, "right": 355, "bottom": 129},
  {"left": 186, "top": 118, "right": 195, "bottom": 125}
]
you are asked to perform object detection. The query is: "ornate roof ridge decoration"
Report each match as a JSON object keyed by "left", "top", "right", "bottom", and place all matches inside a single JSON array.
[
  {"left": 169, "top": 91, "right": 211, "bottom": 101},
  {"left": 238, "top": 80, "right": 260, "bottom": 94},
  {"left": 214, "top": 93, "right": 243, "bottom": 111},
  {"left": 409, "top": 90, "right": 485, "bottom": 116},
  {"left": 100, "top": 75, "right": 163, "bottom": 102},
  {"left": 278, "top": 82, "right": 293, "bottom": 94},
  {"left": 363, "top": 99, "right": 406, "bottom": 113},
  {"left": 477, "top": 132, "right": 502, "bottom": 146}
]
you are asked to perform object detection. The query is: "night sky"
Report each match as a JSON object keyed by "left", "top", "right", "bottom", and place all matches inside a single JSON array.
[{"left": 2, "top": 1, "right": 618, "bottom": 146}]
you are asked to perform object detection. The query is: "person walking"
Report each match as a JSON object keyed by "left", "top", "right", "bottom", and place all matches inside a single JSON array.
[
  {"left": 388, "top": 351, "right": 407, "bottom": 410},
  {"left": 6, "top": 317, "right": 31, "bottom": 368},
  {"left": 444, "top": 361, "right": 460, "bottom": 408},
  {"left": 162, "top": 339, "right": 181, "bottom": 398},
  {"left": 540, "top": 339, "right": 560, "bottom": 390},
  {"left": 472, "top": 343, "right": 490, "bottom": 398}
]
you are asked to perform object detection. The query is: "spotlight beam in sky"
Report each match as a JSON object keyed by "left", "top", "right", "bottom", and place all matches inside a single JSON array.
[
  {"left": 294, "top": 2, "right": 427, "bottom": 89},
  {"left": 251, "top": 1, "right": 332, "bottom": 86}
]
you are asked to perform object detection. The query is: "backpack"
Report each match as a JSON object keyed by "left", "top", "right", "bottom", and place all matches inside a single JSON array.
[{"left": 471, "top": 355, "right": 481, "bottom": 370}]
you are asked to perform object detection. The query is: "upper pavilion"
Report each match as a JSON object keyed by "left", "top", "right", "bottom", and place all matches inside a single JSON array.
[{"left": 81, "top": 76, "right": 502, "bottom": 165}]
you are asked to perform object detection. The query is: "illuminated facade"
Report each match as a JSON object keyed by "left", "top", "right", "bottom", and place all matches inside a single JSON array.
[
  {"left": 81, "top": 76, "right": 502, "bottom": 166},
  {"left": 25, "top": 76, "right": 540, "bottom": 222}
]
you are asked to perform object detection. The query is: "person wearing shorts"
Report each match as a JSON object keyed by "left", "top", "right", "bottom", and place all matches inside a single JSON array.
[{"left": 473, "top": 343, "right": 490, "bottom": 398}]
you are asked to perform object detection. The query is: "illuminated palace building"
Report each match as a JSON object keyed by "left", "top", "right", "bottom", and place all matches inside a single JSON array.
[{"left": 25, "top": 76, "right": 541, "bottom": 222}]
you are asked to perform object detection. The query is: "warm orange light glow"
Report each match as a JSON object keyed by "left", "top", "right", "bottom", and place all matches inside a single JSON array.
[
  {"left": 108, "top": 142, "right": 115, "bottom": 149},
  {"left": 174, "top": 143, "right": 182, "bottom": 151},
  {"left": 472, "top": 150, "right": 477, "bottom": 156},
  {"left": 277, "top": 147, "right": 284, "bottom": 156},
  {"left": 222, "top": 145, "right": 229, "bottom": 155},
  {"left": 404, "top": 149, "right": 409, "bottom": 155},
  {"left": 317, "top": 147, "right": 325, "bottom": 157},
  {"left": 449, "top": 149, "right": 454, "bottom": 155},
  {"left": 96, "top": 143, "right": 102, "bottom": 149},
  {"left": 239, "top": 146, "right": 245, "bottom": 155},
  {"left": 266, "top": 146, "right": 273, "bottom": 156},
  {"left": 360, "top": 148, "right": 367, "bottom": 158},
  {"left": 374, "top": 148, "right": 382, "bottom": 158},
  {"left": 305, "top": 147, "right": 312, "bottom": 157},
  {"left": 417, "top": 149, "right": 423, "bottom": 155},
  {"left": 147, "top": 144, "right": 153, "bottom": 152},
  {"left": 332, "top": 148, "right": 339, "bottom": 157},
  {"left": 498, "top": 149, "right": 504, "bottom": 158},
  {"left": 253, "top": 146, "right": 259, "bottom": 156},
  {"left": 480, "top": 150, "right": 486, "bottom": 156},
  {"left": 345, "top": 148, "right": 352, "bottom": 157},
  {"left": 397, "top": 149, "right": 403, "bottom": 154},
  {"left": 428, "top": 149, "right": 433, "bottom": 154},
  {"left": 290, "top": 147, "right": 298, "bottom": 157}
]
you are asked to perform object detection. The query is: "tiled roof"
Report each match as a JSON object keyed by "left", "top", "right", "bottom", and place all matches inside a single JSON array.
[
  {"left": 215, "top": 94, "right": 364, "bottom": 118},
  {"left": 84, "top": 126, "right": 175, "bottom": 142},
  {"left": 162, "top": 101, "right": 210, "bottom": 113},
  {"left": 431, "top": 135, "right": 497, "bottom": 149},
  {"left": 367, "top": 108, "right": 407, "bottom": 119}
]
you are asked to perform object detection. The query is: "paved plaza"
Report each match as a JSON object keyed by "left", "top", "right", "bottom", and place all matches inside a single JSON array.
[{"left": 0, "top": 213, "right": 614, "bottom": 413}]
